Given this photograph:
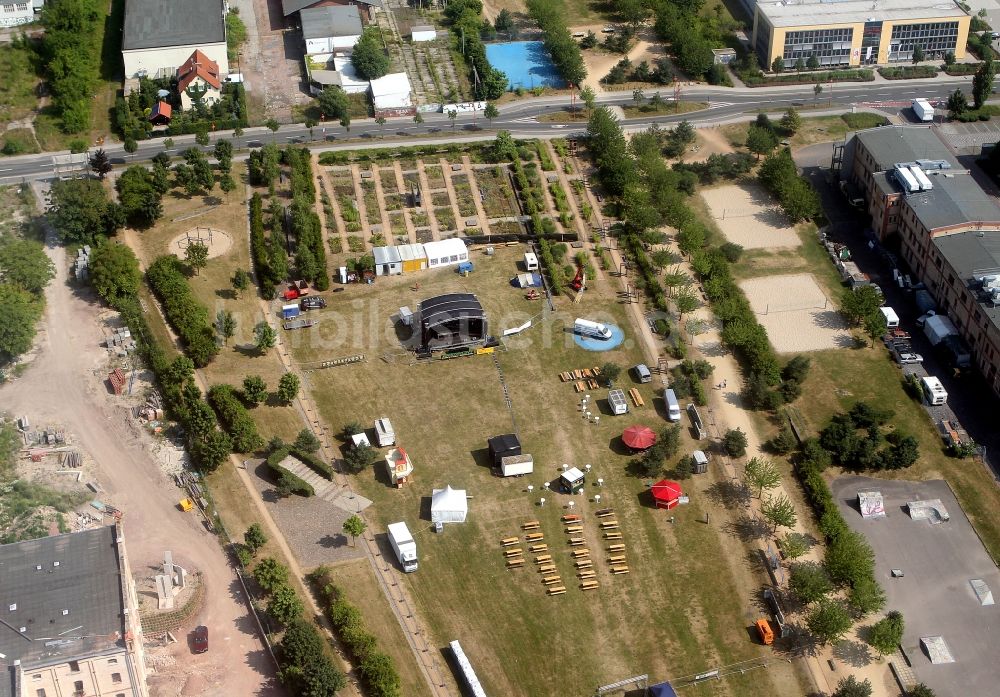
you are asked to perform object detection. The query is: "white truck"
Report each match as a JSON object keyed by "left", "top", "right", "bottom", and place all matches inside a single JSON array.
[
  {"left": 500, "top": 453, "right": 534, "bottom": 477},
  {"left": 374, "top": 417, "right": 395, "bottom": 447},
  {"left": 921, "top": 376, "right": 948, "bottom": 406},
  {"left": 912, "top": 98, "right": 934, "bottom": 122},
  {"left": 387, "top": 522, "right": 418, "bottom": 572}
]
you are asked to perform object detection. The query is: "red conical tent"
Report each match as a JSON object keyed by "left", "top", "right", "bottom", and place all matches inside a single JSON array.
[
  {"left": 651, "top": 479, "right": 683, "bottom": 509},
  {"left": 622, "top": 425, "right": 657, "bottom": 450}
]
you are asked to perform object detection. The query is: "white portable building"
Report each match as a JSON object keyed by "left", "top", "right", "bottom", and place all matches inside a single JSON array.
[
  {"left": 423, "top": 238, "right": 469, "bottom": 268},
  {"left": 373, "top": 246, "right": 402, "bottom": 276},
  {"left": 411, "top": 25, "right": 437, "bottom": 42},
  {"left": 370, "top": 72, "right": 413, "bottom": 112},
  {"left": 332, "top": 54, "right": 370, "bottom": 94},
  {"left": 523, "top": 251, "right": 538, "bottom": 271},
  {"left": 921, "top": 376, "right": 948, "bottom": 405},
  {"left": 430, "top": 485, "right": 468, "bottom": 523}
]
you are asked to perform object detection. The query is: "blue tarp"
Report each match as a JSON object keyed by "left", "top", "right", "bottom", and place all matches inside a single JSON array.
[{"left": 649, "top": 682, "right": 678, "bottom": 697}]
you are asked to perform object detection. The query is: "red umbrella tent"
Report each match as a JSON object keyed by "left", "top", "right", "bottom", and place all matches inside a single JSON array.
[
  {"left": 622, "top": 425, "right": 656, "bottom": 450},
  {"left": 651, "top": 480, "right": 683, "bottom": 509}
]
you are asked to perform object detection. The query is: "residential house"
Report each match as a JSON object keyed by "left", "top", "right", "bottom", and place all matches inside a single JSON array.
[{"left": 176, "top": 49, "right": 223, "bottom": 111}]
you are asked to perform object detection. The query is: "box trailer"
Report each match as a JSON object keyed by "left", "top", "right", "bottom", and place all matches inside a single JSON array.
[
  {"left": 924, "top": 314, "right": 958, "bottom": 346},
  {"left": 524, "top": 251, "right": 539, "bottom": 271},
  {"left": 941, "top": 334, "right": 971, "bottom": 368},
  {"left": 281, "top": 304, "right": 300, "bottom": 319},
  {"left": 387, "top": 522, "right": 418, "bottom": 572},
  {"left": 921, "top": 376, "right": 948, "bottom": 406},
  {"left": 500, "top": 453, "right": 534, "bottom": 477},
  {"left": 374, "top": 417, "right": 395, "bottom": 447},
  {"left": 608, "top": 389, "right": 629, "bottom": 415},
  {"left": 879, "top": 306, "right": 899, "bottom": 329},
  {"left": 912, "top": 99, "right": 935, "bottom": 122},
  {"left": 915, "top": 289, "right": 935, "bottom": 314}
]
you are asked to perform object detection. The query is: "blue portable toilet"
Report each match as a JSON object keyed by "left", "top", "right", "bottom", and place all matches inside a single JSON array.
[
  {"left": 458, "top": 261, "right": 474, "bottom": 275},
  {"left": 281, "top": 304, "right": 300, "bottom": 319}
]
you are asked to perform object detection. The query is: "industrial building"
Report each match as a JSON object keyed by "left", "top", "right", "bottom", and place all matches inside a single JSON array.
[
  {"left": 122, "top": 0, "right": 229, "bottom": 79},
  {"left": 751, "top": 0, "right": 969, "bottom": 69},
  {"left": 0, "top": 525, "right": 148, "bottom": 697},
  {"left": 841, "top": 125, "right": 1000, "bottom": 396}
]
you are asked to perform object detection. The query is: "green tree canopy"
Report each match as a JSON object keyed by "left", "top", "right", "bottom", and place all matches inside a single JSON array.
[
  {"left": 807, "top": 600, "right": 853, "bottom": 644},
  {"left": 242, "top": 375, "right": 268, "bottom": 405},
  {"left": 48, "top": 178, "right": 122, "bottom": 244},
  {"left": 789, "top": 562, "right": 832, "bottom": 604},
  {"left": 351, "top": 28, "right": 390, "bottom": 80},
  {"left": 343, "top": 514, "right": 367, "bottom": 547},
  {"left": 0, "top": 239, "right": 54, "bottom": 294},
  {"left": 0, "top": 285, "right": 43, "bottom": 363},
  {"left": 317, "top": 85, "right": 350, "bottom": 121},
  {"left": 89, "top": 243, "right": 140, "bottom": 305},
  {"left": 116, "top": 165, "right": 164, "bottom": 228},
  {"left": 277, "top": 372, "right": 300, "bottom": 403}
]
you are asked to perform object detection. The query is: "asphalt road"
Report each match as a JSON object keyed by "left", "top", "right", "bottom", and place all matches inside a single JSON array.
[{"left": 0, "top": 78, "right": 977, "bottom": 183}]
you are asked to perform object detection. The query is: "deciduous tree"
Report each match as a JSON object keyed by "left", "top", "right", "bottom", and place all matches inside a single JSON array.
[
  {"left": 277, "top": 372, "right": 300, "bottom": 403},
  {"left": 216, "top": 309, "right": 236, "bottom": 344},
  {"left": 0, "top": 285, "right": 42, "bottom": 363},
  {"left": 790, "top": 562, "right": 832, "bottom": 604},
  {"left": 808, "top": 600, "right": 853, "bottom": 644},
  {"left": 244, "top": 523, "right": 267, "bottom": 554},
  {"left": 254, "top": 321, "right": 276, "bottom": 353},
  {"left": 253, "top": 557, "right": 289, "bottom": 592},
  {"left": 744, "top": 457, "right": 781, "bottom": 498},
  {"left": 0, "top": 239, "right": 54, "bottom": 294},
  {"left": 186, "top": 242, "right": 209, "bottom": 275},
  {"left": 89, "top": 243, "right": 140, "bottom": 304},
  {"left": 351, "top": 27, "right": 390, "bottom": 79},
  {"left": 761, "top": 493, "right": 797, "bottom": 532},
  {"left": 294, "top": 428, "right": 321, "bottom": 453},
  {"left": 343, "top": 514, "right": 366, "bottom": 547},
  {"left": 831, "top": 675, "right": 873, "bottom": 697},
  {"left": 242, "top": 375, "right": 268, "bottom": 405},
  {"left": 268, "top": 584, "right": 304, "bottom": 625}
]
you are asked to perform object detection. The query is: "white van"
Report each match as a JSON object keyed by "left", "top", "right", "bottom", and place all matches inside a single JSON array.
[
  {"left": 664, "top": 389, "right": 681, "bottom": 422},
  {"left": 879, "top": 306, "right": 899, "bottom": 329},
  {"left": 224, "top": 73, "right": 245, "bottom": 84},
  {"left": 574, "top": 318, "right": 612, "bottom": 340},
  {"left": 632, "top": 364, "right": 652, "bottom": 383}
]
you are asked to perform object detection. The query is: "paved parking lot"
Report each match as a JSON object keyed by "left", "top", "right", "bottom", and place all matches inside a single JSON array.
[{"left": 832, "top": 476, "right": 1000, "bottom": 697}]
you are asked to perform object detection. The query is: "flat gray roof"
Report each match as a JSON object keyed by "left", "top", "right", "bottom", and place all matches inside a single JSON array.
[
  {"left": 283, "top": 0, "right": 380, "bottom": 16},
  {"left": 0, "top": 527, "right": 126, "bottom": 697},
  {"left": 855, "top": 125, "right": 958, "bottom": 173},
  {"left": 756, "top": 0, "right": 966, "bottom": 27},
  {"left": 123, "top": 0, "right": 225, "bottom": 51},
  {"left": 934, "top": 231, "right": 1000, "bottom": 327},
  {"left": 301, "top": 5, "right": 363, "bottom": 39},
  {"left": 904, "top": 172, "right": 1000, "bottom": 231}
]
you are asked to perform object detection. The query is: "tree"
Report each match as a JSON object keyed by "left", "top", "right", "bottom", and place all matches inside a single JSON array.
[
  {"left": 808, "top": 600, "right": 853, "bottom": 644},
  {"left": 491, "top": 130, "right": 517, "bottom": 162},
  {"left": 807, "top": 54, "right": 820, "bottom": 70},
  {"left": 375, "top": 115, "right": 386, "bottom": 137},
  {"left": 254, "top": 321, "right": 277, "bottom": 353},
  {"left": 849, "top": 575, "right": 887, "bottom": 615},
  {"left": 214, "top": 139, "right": 233, "bottom": 172},
  {"left": 746, "top": 124, "right": 778, "bottom": 160},
  {"left": 265, "top": 118, "right": 280, "bottom": 141},
  {"left": 813, "top": 82, "right": 823, "bottom": 105},
  {"left": 352, "top": 27, "right": 390, "bottom": 79},
  {"left": 185, "top": 242, "right": 209, "bottom": 275},
  {"left": 723, "top": 428, "right": 748, "bottom": 457},
  {"left": 794, "top": 57, "right": 805, "bottom": 73},
  {"left": 253, "top": 557, "right": 289, "bottom": 592},
  {"left": 277, "top": 372, "right": 300, "bottom": 403},
  {"left": 215, "top": 309, "right": 236, "bottom": 345},
  {"left": 279, "top": 618, "right": 347, "bottom": 693},
  {"left": 318, "top": 85, "right": 350, "bottom": 121},
  {"left": 89, "top": 243, "right": 140, "bottom": 304},
  {"left": 744, "top": 457, "right": 780, "bottom": 498},
  {"left": 343, "top": 514, "right": 366, "bottom": 547},
  {"left": 771, "top": 56, "right": 784, "bottom": 73},
  {"left": 974, "top": 57, "right": 996, "bottom": 109},
  {"left": 89, "top": 148, "right": 112, "bottom": 179},
  {"left": 484, "top": 102, "right": 499, "bottom": 125},
  {"left": 220, "top": 173, "right": 236, "bottom": 193},
  {"left": 0, "top": 239, "right": 54, "bottom": 294},
  {"left": 912, "top": 44, "right": 925, "bottom": 64},
  {"left": 340, "top": 114, "right": 351, "bottom": 131},
  {"left": 343, "top": 442, "right": 374, "bottom": 473},
  {"left": 244, "top": 523, "right": 267, "bottom": 554},
  {"left": 790, "top": 562, "right": 832, "bottom": 604},
  {"left": 831, "top": 675, "right": 873, "bottom": 697},
  {"left": 780, "top": 108, "right": 802, "bottom": 135},
  {"left": 674, "top": 286, "right": 699, "bottom": 318},
  {"left": 947, "top": 88, "right": 968, "bottom": 115},
  {"left": 190, "top": 429, "right": 232, "bottom": 472},
  {"left": 863, "top": 311, "right": 887, "bottom": 347},
  {"left": 778, "top": 532, "right": 810, "bottom": 560},
  {"left": 841, "top": 285, "right": 882, "bottom": 326},
  {"left": 116, "top": 166, "right": 163, "bottom": 227},
  {"left": 599, "top": 361, "right": 622, "bottom": 386},
  {"left": 908, "top": 684, "right": 936, "bottom": 697},
  {"left": 123, "top": 136, "right": 138, "bottom": 161},
  {"left": 268, "top": 584, "right": 304, "bottom": 625},
  {"left": 294, "top": 428, "right": 321, "bottom": 453},
  {"left": 761, "top": 493, "right": 797, "bottom": 533},
  {"left": 231, "top": 268, "right": 251, "bottom": 298},
  {"left": 0, "top": 285, "right": 42, "bottom": 363},
  {"left": 448, "top": 110, "right": 458, "bottom": 130},
  {"left": 195, "top": 129, "right": 211, "bottom": 147},
  {"left": 580, "top": 85, "right": 596, "bottom": 113},
  {"left": 413, "top": 112, "right": 424, "bottom": 125},
  {"left": 242, "top": 375, "right": 268, "bottom": 405}
]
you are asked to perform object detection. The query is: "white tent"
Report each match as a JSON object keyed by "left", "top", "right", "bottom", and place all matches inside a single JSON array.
[{"left": 431, "top": 485, "right": 468, "bottom": 523}]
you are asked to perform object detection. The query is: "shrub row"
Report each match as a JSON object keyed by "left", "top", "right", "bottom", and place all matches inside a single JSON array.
[
  {"left": 311, "top": 570, "right": 402, "bottom": 697},
  {"left": 968, "top": 31, "right": 998, "bottom": 61},
  {"left": 877, "top": 65, "right": 938, "bottom": 80},
  {"left": 250, "top": 193, "right": 279, "bottom": 291},
  {"left": 265, "top": 446, "right": 316, "bottom": 496},
  {"left": 942, "top": 62, "right": 980, "bottom": 75},
  {"left": 622, "top": 234, "right": 669, "bottom": 313},
  {"left": 284, "top": 148, "right": 330, "bottom": 290},
  {"left": 512, "top": 159, "right": 545, "bottom": 215},
  {"left": 537, "top": 238, "right": 566, "bottom": 294},
  {"left": 757, "top": 148, "right": 822, "bottom": 222},
  {"left": 525, "top": 0, "right": 587, "bottom": 85},
  {"left": 145, "top": 256, "right": 219, "bottom": 366},
  {"left": 278, "top": 618, "right": 347, "bottom": 694},
  {"left": 744, "top": 69, "right": 874, "bottom": 86},
  {"left": 206, "top": 384, "right": 265, "bottom": 453},
  {"left": 444, "top": 0, "right": 507, "bottom": 99}
]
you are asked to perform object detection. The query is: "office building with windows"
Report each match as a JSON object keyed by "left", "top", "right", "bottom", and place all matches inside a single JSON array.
[{"left": 752, "top": 0, "right": 969, "bottom": 69}]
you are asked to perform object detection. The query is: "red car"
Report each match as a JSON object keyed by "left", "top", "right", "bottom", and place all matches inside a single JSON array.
[{"left": 192, "top": 625, "right": 209, "bottom": 653}]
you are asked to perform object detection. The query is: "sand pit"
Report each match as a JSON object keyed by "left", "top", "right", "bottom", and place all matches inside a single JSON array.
[
  {"left": 701, "top": 184, "right": 801, "bottom": 250},
  {"left": 170, "top": 227, "right": 233, "bottom": 259},
  {"left": 739, "top": 273, "right": 852, "bottom": 353}
]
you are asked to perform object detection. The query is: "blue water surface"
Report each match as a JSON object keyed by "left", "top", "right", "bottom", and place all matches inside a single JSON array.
[
  {"left": 485, "top": 41, "right": 567, "bottom": 90},
  {"left": 573, "top": 325, "right": 625, "bottom": 352}
]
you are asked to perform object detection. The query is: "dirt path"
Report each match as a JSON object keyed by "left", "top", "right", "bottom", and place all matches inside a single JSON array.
[
  {"left": 5, "top": 191, "right": 277, "bottom": 697},
  {"left": 415, "top": 161, "right": 442, "bottom": 241},
  {"left": 439, "top": 158, "right": 465, "bottom": 236},
  {"left": 462, "top": 155, "right": 493, "bottom": 236},
  {"left": 393, "top": 162, "right": 418, "bottom": 243}
]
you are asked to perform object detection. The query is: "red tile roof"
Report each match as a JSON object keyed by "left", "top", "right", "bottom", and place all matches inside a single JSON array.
[
  {"left": 177, "top": 49, "right": 222, "bottom": 92},
  {"left": 150, "top": 101, "right": 172, "bottom": 121}
]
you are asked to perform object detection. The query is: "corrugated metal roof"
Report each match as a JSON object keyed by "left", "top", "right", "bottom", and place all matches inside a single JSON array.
[
  {"left": 123, "top": 0, "right": 225, "bottom": 51},
  {"left": 373, "top": 246, "right": 401, "bottom": 265}
]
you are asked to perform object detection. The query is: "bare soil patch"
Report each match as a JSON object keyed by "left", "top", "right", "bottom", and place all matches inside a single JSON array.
[
  {"left": 739, "top": 273, "right": 851, "bottom": 353},
  {"left": 700, "top": 183, "right": 802, "bottom": 250},
  {"left": 170, "top": 227, "right": 234, "bottom": 259}
]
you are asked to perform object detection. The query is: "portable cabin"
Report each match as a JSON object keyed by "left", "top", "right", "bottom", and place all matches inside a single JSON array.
[
  {"left": 397, "top": 243, "right": 427, "bottom": 272},
  {"left": 373, "top": 246, "right": 402, "bottom": 276},
  {"left": 560, "top": 466, "right": 585, "bottom": 494},
  {"left": 423, "top": 238, "right": 469, "bottom": 269},
  {"left": 691, "top": 450, "right": 709, "bottom": 474},
  {"left": 921, "top": 376, "right": 948, "bottom": 406},
  {"left": 608, "top": 389, "right": 628, "bottom": 415},
  {"left": 385, "top": 447, "right": 413, "bottom": 487},
  {"left": 524, "top": 251, "right": 539, "bottom": 271},
  {"left": 398, "top": 306, "right": 414, "bottom": 327}
]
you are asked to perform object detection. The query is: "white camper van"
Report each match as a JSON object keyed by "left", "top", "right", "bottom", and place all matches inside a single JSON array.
[
  {"left": 879, "top": 306, "right": 899, "bottom": 329},
  {"left": 523, "top": 251, "right": 539, "bottom": 271},
  {"left": 574, "top": 318, "right": 612, "bottom": 340},
  {"left": 664, "top": 389, "right": 681, "bottom": 422},
  {"left": 921, "top": 376, "right": 948, "bottom": 406}
]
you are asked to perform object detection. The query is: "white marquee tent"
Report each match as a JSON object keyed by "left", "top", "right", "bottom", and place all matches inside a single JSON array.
[{"left": 431, "top": 485, "right": 468, "bottom": 523}]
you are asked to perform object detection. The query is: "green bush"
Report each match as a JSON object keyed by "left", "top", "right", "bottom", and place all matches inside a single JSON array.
[
  {"left": 145, "top": 256, "right": 219, "bottom": 366},
  {"left": 744, "top": 69, "right": 873, "bottom": 86},
  {"left": 878, "top": 65, "right": 938, "bottom": 79},
  {"left": 206, "top": 384, "right": 264, "bottom": 453},
  {"left": 265, "top": 447, "right": 316, "bottom": 496}
]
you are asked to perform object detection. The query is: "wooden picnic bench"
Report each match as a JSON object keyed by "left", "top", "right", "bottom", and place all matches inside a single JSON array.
[
  {"left": 580, "top": 580, "right": 599, "bottom": 590},
  {"left": 610, "top": 565, "right": 630, "bottom": 575},
  {"left": 506, "top": 558, "right": 525, "bottom": 568},
  {"left": 547, "top": 587, "right": 567, "bottom": 596},
  {"left": 569, "top": 538, "right": 586, "bottom": 546},
  {"left": 571, "top": 549, "right": 590, "bottom": 558},
  {"left": 596, "top": 508, "right": 614, "bottom": 517},
  {"left": 560, "top": 371, "right": 573, "bottom": 382},
  {"left": 592, "top": 366, "right": 602, "bottom": 376},
  {"left": 588, "top": 379, "right": 600, "bottom": 390},
  {"left": 529, "top": 543, "right": 548, "bottom": 553},
  {"left": 608, "top": 554, "right": 626, "bottom": 563},
  {"left": 582, "top": 368, "right": 594, "bottom": 379},
  {"left": 561, "top": 514, "right": 582, "bottom": 522},
  {"left": 628, "top": 388, "right": 645, "bottom": 407},
  {"left": 565, "top": 524, "right": 583, "bottom": 533},
  {"left": 575, "top": 381, "right": 586, "bottom": 392},
  {"left": 522, "top": 521, "right": 540, "bottom": 531},
  {"left": 500, "top": 536, "right": 519, "bottom": 546},
  {"left": 503, "top": 548, "right": 522, "bottom": 557},
  {"left": 525, "top": 532, "right": 545, "bottom": 542},
  {"left": 577, "top": 569, "right": 596, "bottom": 579},
  {"left": 603, "top": 532, "right": 622, "bottom": 540},
  {"left": 538, "top": 563, "right": 556, "bottom": 573},
  {"left": 573, "top": 369, "right": 583, "bottom": 379},
  {"left": 574, "top": 559, "right": 593, "bottom": 569},
  {"left": 534, "top": 554, "right": 552, "bottom": 563},
  {"left": 607, "top": 544, "right": 626, "bottom": 552},
  {"left": 542, "top": 576, "right": 563, "bottom": 586},
  {"left": 600, "top": 522, "right": 619, "bottom": 530}
]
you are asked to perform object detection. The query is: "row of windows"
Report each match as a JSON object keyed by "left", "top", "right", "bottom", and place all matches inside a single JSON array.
[
  {"left": 1, "top": 3, "right": 30, "bottom": 12},
  {"left": 890, "top": 21, "right": 960, "bottom": 39},
  {"left": 784, "top": 28, "right": 853, "bottom": 44}
]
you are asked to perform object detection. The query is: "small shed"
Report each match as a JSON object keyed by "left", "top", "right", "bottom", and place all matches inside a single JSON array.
[
  {"left": 149, "top": 100, "right": 172, "bottom": 125},
  {"left": 411, "top": 24, "right": 436, "bottom": 42},
  {"left": 431, "top": 485, "right": 468, "bottom": 523},
  {"left": 373, "top": 246, "right": 402, "bottom": 276},
  {"left": 691, "top": 450, "right": 709, "bottom": 474},
  {"left": 488, "top": 433, "right": 521, "bottom": 466},
  {"left": 523, "top": 251, "right": 538, "bottom": 271},
  {"left": 398, "top": 306, "right": 414, "bottom": 326},
  {"left": 651, "top": 479, "right": 683, "bottom": 509},
  {"left": 384, "top": 447, "right": 413, "bottom": 487},
  {"left": 560, "top": 466, "right": 585, "bottom": 494},
  {"left": 351, "top": 432, "right": 370, "bottom": 447},
  {"left": 397, "top": 243, "right": 427, "bottom": 272}
]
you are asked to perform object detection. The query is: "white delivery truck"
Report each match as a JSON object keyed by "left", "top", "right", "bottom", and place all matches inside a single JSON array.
[
  {"left": 923, "top": 314, "right": 958, "bottom": 346},
  {"left": 387, "top": 522, "right": 418, "bottom": 572},
  {"left": 374, "top": 417, "right": 395, "bottom": 447},
  {"left": 912, "top": 99, "right": 934, "bottom": 122},
  {"left": 921, "top": 376, "right": 948, "bottom": 406},
  {"left": 879, "top": 306, "right": 899, "bottom": 329},
  {"left": 500, "top": 453, "right": 534, "bottom": 477},
  {"left": 574, "top": 318, "right": 612, "bottom": 340},
  {"left": 664, "top": 389, "right": 681, "bottom": 422}
]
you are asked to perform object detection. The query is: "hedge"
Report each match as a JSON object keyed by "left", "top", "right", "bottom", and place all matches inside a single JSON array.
[
  {"left": 744, "top": 69, "right": 874, "bottom": 86},
  {"left": 206, "top": 384, "right": 265, "bottom": 453},
  {"left": 145, "top": 255, "right": 219, "bottom": 366},
  {"left": 266, "top": 447, "right": 316, "bottom": 496},
  {"left": 537, "top": 237, "right": 566, "bottom": 294},
  {"left": 284, "top": 148, "right": 330, "bottom": 291},
  {"left": 291, "top": 446, "right": 334, "bottom": 480},
  {"left": 311, "top": 569, "right": 402, "bottom": 697},
  {"left": 877, "top": 65, "right": 938, "bottom": 80}
]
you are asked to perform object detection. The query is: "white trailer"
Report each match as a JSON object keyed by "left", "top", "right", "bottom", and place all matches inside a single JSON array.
[
  {"left": 523, "top": 251, "right": 539, "bottom": 271},
  {"left": 500, "top": 454, "right": 534, "bottom": 477},
  {"left": 912, "top": 99, "right": 934, "bottom": 122},
  {"left": 374, "top": 417, "right": 395, "bottom": 447},
  {"left": 924, "top": 314, "right": 958, "bottom": 346},
  {"left": 608, "top": 389, "right": 628, "bottom": 415},
  {"left": 921, "top": 376, "right": 948, "bottom": 406},
  {"left": 387, "top": 522, "right": 418, "bottom": 572}
]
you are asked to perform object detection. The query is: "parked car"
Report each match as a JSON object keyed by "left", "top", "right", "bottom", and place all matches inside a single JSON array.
[
  {"left": 192, "top": 625, "right": 209, "bottom": 653},
  {"left": 896, "top": 352, "right": 924, "bottom": 365},
  {"left": 916, "top": 310, "right": 936, "bottom": 328},
  {"left": 300, "top": 296, "right": 327, "bottom": 310}
]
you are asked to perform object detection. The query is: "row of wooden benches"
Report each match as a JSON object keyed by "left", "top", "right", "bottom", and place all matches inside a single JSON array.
[{"left": 559, "top": 366, "right": 602, "bottom": 382}]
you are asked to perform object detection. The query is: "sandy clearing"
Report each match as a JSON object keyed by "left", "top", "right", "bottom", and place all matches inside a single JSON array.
[
  {"left": 170, "top": 227, "right": 234, "bottom": 260},
  {"left": 580, "top": 33, "right": 665, "bottom": 93},
  {"left": 740, "top": 273, "right": 852, "bottom": 353},
  {"left": 700, "top": 183, "right": 802, "bottom": 250},
  {"left": 681, "top": 126, "right": 738, "bottom": 163}
]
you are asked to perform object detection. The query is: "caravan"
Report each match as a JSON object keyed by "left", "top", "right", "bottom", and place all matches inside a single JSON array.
[{"left": 574, "top": 318, "right": 612, "bottom": 340}]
